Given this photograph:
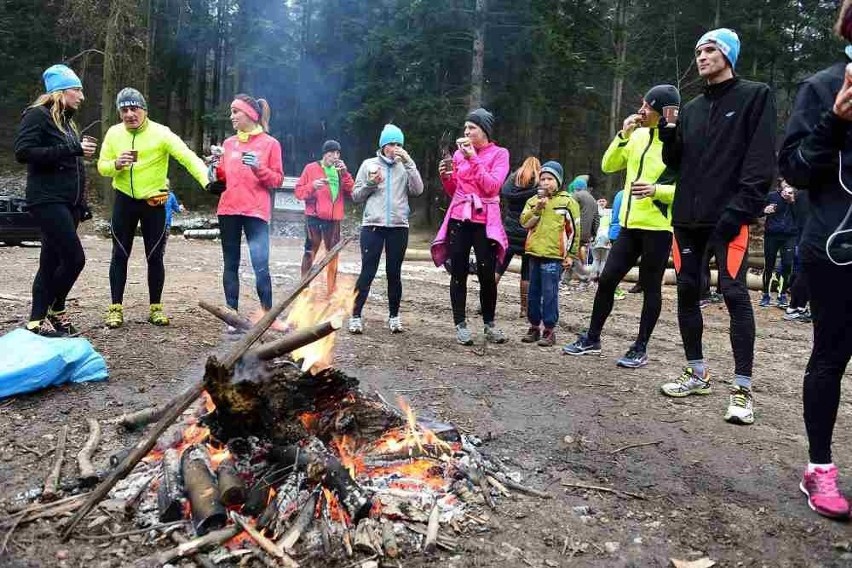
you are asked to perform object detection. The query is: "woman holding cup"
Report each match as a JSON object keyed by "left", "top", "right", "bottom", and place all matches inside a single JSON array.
[
  {"left": 14, "top": 64, "right": 95, "bottom": 336},
  {"left": 431, "top": 108, "right": 510, "bottom": 345}
]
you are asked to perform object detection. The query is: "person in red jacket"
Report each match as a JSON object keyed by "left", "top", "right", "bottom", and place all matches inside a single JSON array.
[{"left": 295, "top": 140, "right": 355, "bottom": 293}]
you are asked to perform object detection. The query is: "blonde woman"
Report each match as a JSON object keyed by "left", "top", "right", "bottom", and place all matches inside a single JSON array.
[{"left": 14, "top": 65, "right": 96, "bottom": 337}]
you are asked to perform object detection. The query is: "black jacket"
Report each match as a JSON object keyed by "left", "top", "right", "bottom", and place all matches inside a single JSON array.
[
  {"left": 14, "top": 104, "right": 85, "bottom": 208},
  {"left": 500, "top": 173, "right": 538, "bottom": 255},
  {"left": 661, "top": 77, "right": 777, "bottom": 230},
  {"left": 779, "top": 60, "right": 852, "bottom": 264},
  {"left": 764, "top": 191, "right": 798, "bottom": 236}
]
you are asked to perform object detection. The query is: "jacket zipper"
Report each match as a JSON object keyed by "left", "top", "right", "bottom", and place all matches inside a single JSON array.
[
  {"left": 696, "top": 99, "right": 716, "bottom": 218},
  {"left": 623, "top": 129, "right": 655, "bottom": 230},
  {"left": 385, "top": 161, "right": 392, "bottom": 226},
  {"left": 67, "top": 119, "right": 82, "bottom": 207},
  {"left": 130, "top": 132, "right": 136, "bottom": 199}
]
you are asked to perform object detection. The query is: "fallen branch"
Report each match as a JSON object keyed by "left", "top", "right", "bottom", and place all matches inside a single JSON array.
[
  {"left": 561, "top": 481, "right": 647, "bottom": 500},
  {"left": 485, "top": 470, "right": 551, "bottom": 499},
  {"left": 74, "top": 520, "right": 187, "bottom": 541},
  {"left": 42, "top": 425, "right": 68, "bottom": 502},
  {"left": 118, "top": 406, "right": 168, "bottom": 431},
  {"left": 0, "top": 511, "right": 25, "bottom": 556},
  {"left": 609, "top": 439, "right": 663, "bottom": 455},
  {"left": 77, "top": 419, "right": 101, "bottom": 486},
  {"left": 132, "top": 525, "right": 240, "bottom": 568},
  {"left": 198, "top": 300, "right": 253, "bottom": 331},
  {"left": 60, "top": 238, "right": 352, "bottom": 541},
  {"left": 170, "top": 531, "right": 217, "bottom": 568},
  {"left": 231, "top": 511, "right": 299, "bottom": 568}
]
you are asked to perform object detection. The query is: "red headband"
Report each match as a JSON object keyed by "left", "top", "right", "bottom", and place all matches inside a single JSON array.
[{"left": 231, "top": 99, "right": 259, "bottom": 122}]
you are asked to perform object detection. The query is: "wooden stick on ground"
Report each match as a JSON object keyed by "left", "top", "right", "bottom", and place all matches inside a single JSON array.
[
  {"left": 60, "top": 237, "right": 352, "bottom": 542},
  {"left": 198, "top": 300, "right": 253, "bottom": 331},
  {"left": 561, "top": 481, "right": 647, "bottom": 500},
  {"left": 77, "top": 418, "right": 101, "bottom": 486},
  {"left": 42, "top": 425, "right": 68, "bottom": 502},
  {"left": 169, "top": 531, "right": 217, "bottom": 568},
  {"left": 117, "top": 406, "right": 168, "bottom": 431},
  {"left": 131, "top": 525, "right": 240, "bottom": 568},
  {"left": 423, "top": 504, "right": 440, "bottom": 554},
  {"left": 485, "top": 470, "right": 551, "bottom": 499},
  {"left": 230, "top": 511, "right": 299, "bottom": 568},
  {"left": 609, "top": 439, "right": 663, "bottom": 455}
]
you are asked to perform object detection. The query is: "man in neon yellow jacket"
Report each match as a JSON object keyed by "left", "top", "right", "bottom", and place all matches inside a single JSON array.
[
  {"left": 97, "top": 87, "right": 209, "bottom": 328},
  {"left": 563, "top": 84, "right": 679, "bottom": 369}
]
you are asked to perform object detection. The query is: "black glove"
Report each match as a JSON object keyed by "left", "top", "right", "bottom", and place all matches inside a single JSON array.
[
  {"left": 713, "top": 211, "right": 743, "bottom": 243},
  {"left": 206, "top": 180, "right": 226, "bottom": 196}
]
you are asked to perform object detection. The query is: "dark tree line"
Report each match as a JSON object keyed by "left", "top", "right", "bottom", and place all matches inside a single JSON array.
[{"left": 0, "top": 0, "right": 844, "bottom": 223}]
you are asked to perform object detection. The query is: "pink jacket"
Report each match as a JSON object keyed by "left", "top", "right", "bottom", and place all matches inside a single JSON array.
[
  {"left": 431, "top": 142, "right": 510, "bottom": 267},
  {"left": 215, "top": 132, "right": 284, "bottom": 222}
]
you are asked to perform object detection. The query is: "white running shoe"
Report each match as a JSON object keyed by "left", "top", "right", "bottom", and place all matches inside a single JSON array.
[
  {"left": 388, "top": 315, "right": 403, "bottom": 333},
  {"left": 724, "top": 387, "right": 755, "bottom": 425},
  {"left": 348, "top": 316, "right": 364, "bottom": 334}
]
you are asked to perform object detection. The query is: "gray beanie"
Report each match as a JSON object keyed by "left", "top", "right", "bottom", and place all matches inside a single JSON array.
[
  {"left": 465, "top": 108, "right": 495, "bottom": 140},
  {"left": 116, "top": 87, "right": 147, "bottom": 111}
]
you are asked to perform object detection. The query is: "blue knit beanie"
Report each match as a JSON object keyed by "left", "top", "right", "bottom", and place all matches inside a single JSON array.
[
  {"left": 540, "top": 161, "right": 564, "bottom": 188},
  {"left": 696, "top": 28, "right": 741, "bottom": 70},
  {"left": 379, "top": 124, "right": 404, "bottom": 148},
  {"left": 568, "top": 176, "right": 587, "bottom": 193},
  {"left": 43, "top": 65, "right": 82, "bottom": 93}
]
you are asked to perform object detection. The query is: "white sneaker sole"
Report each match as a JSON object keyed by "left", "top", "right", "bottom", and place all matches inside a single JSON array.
[{"left": 724, "top": 412, "right": 754, "bottom": 425}]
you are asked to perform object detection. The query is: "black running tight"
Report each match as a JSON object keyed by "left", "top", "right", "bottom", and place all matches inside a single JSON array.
[{"left": 447, "top": 220, "right": 498, "bottom": 325}]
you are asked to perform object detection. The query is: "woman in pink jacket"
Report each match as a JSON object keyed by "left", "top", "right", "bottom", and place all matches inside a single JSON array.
[
  {"left": 431, "top": 108, "right": 510, "bottom": 345},
  {"left": 210, "top": 94, "right": 284, "bottom": 316}
]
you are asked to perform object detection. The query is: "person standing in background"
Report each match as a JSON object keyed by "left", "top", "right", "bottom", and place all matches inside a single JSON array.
[{"left": 759, "top": 179, "right": 798, "bottom": 308}]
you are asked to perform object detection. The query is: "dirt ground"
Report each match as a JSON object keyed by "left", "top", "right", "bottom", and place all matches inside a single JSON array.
[{"left": 1, "top": 226, "right": 851, "bottom": 568}]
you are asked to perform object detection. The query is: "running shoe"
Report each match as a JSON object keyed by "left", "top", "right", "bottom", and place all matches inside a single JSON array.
[
  {"left": 104, "top": 304, "right": 124, "bottom": 328},
  {"left": 783, "top": 307, "right": 807, "bottom": 322},
  {"left": 348, "top": 316, "right": 364, "bottom": 334},
  {"left": 776, "top": 294, "right": 790, "bottom": 309},
  {"left": 724, "top": 386, "right": 754, "bottom": 425},
  {"left": 456, "top": 322, "right": 473, "bottom": 345},
  {"left": 759, "top": 293, "right": 772, "bottom": 307},
  {"left": 47, "top": 310, "right": 79, "bottom": 336},
  {"left": 26, "top": 318, "right": 66, "bottom": 338},
  {"left": 562, "top": 334, "right": 602, "bottom": 356},
  {"left": 388, "top": 315, "right": 403, "bottom": 333},
  {"left": 484, "top": 323, "right": 507, "bottom": 344},
  {"left": 616, "top": 344, "right": 648, "bottom": 368},
  {"left": 148, "top": 304, "right": 170, "bottom": 326},
  {"left": 521, "top": 326, "right": 541, "bottom": 343},
  {"left": 660, "top": 367, "right": 711, "bottom": 397},
  {"left": 614, "top": 287, "right": 627, "bottom": 301},
  {"left": 800, "top": 466, "right": 851, "bottom": 520}
]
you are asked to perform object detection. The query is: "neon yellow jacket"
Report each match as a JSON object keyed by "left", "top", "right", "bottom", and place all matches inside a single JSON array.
[
  {"left": 601, "top": 127, "right": 675, "bottom": 232},
  {"left": 519, "top": 190, "right": 581, "bottom": 260},
  {"left": 97, "top": 119, "right": 208, "bottom": 200}
]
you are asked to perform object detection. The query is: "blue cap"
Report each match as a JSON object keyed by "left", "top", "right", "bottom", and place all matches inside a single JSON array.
[
  {"left": 540, "top": 161, "right": 564, "bottom": 187},
  {"left": 42, "top": 65, "right": 82, "bottom": 94},
  {"left": 379, "top": 124, "right": 404, "bottom": 148},
  {"left": 696, "top": 28, "right": 741, "bottom": 70}
]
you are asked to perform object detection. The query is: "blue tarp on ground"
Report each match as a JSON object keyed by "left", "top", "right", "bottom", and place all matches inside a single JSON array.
[{"left": 0, "top": 329, "right": 108, "bottom": 399}]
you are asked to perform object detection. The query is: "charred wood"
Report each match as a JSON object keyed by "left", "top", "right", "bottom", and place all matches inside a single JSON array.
[
  {"left": 181, "top": 445, "right": 226, "bottom": 536},
  {"left": 216, "top": 458, "right": 246, "bottom": 506},
  {"left": 157, "top": 449, "right": 183, "bottom": 522},
  {"left": 118, "top": 406, "right": 168, "bottom": 431},
  {"left": 198, "top": 300, "right": 252, "bottom": 331},
  {"left": 278, "top": 491, "right": 317, "bottom": 551}
]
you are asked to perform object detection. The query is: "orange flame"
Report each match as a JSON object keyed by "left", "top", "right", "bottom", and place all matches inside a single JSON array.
[
  {"left": 285, "top": 279, "right": 356, "bottom": 373},
  {"left": 322, "top": 487, "right": 351, "bottom": 525}
]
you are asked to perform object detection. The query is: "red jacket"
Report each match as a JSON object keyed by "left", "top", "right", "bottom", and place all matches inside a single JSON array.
[{"left": 294, "top": 161, "right": 354, "bottom": 221}]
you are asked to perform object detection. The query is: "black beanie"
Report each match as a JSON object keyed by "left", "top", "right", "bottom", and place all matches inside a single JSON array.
[
  {"left": 643, "top": 85, "right": 680, "bottom": 114},
  {"left": 465, "top": 108, "right": 495, "bottom": 140},
  {"left": 321, "top": 139, "right": 341, "bottom": 154},
  {"left": 116, "top": 87, "right": 147, "bottom": 111}
]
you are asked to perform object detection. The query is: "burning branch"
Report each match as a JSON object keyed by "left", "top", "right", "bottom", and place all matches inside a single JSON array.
[
  {"left": 230, "top": 511, "right": 299, "bottom": 568},
  {"left": 247, "top": 316, "right": 343, "bottom": 362}
]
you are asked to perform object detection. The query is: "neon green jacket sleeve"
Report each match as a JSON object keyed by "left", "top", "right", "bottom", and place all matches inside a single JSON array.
[
  {"left": 601, "top": 132, "right": 630, "bottom": 174},
  {"left": 163, "top": 129, "right": 208, "bottom": 188}
]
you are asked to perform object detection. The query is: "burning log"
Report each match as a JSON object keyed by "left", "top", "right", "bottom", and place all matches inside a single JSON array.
[
  {"left": 181, "top": 445, "right": 227, "bottom": 536},
  {"left": 260, "top": 473, "right": 303, "bottom": 533},
  {"left": 60, "top": 236, "right": 352, "bottom": 541},
  {"left": 246, "top": 317, "right": 342, "bottom": 362},
  {"left": 76, "top": 418, "right": 101, "bottom": 487},
  {"left": 243, "top": 478, "right": 273, "bottom": 517},
  {"left": 373, "top": 494, "right": 430, "bottom": 523},
  {"left": 272, "top": 438, "right": 372, "bottom": 522},
  {"left": 198, "top": 300, "right": 252, "bottom": 331},
  {"left": 157, "top": 449, "right": 183, "bottom": 522},
  {"left": 216, "top": 458, "right": 246, "bottom": 506},
  {"left": 278, "top": 491, "right": 317, "bottom": 551},
  {"left": 41, "top": 425, "right": 68, "bottom": 502},
  {"left": 423, "top": 504, "right": 440, "bottom": 554},
  {"left": 353, "top": 518, "right": 380, "bottom": 555},
  {"left": 118, "top": 406, "right": 168, "bottom": 431},
  {"left": 230, "top": 511, "right": 299, "bottom": 568}
]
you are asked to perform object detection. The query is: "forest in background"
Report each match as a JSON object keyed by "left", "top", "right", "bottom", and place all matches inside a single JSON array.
[{"left": 0, "top": 0, "right": 845, "bottom": 224}]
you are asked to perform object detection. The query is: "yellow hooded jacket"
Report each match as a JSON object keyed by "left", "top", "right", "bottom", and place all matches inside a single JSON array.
[
  {"left": 97, "top": 119, "right": 208, "bottom": 200},
  {"left": 519, "top": 190, "right": 581, "bottom": 260},
  {"left": 601, "top": 126, "right": 676, "bottom": 232}
]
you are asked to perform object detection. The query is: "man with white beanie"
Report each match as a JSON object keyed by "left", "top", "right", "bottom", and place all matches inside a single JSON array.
[{"left": 657, "top": 29, "right": 776, "bottom": 425}]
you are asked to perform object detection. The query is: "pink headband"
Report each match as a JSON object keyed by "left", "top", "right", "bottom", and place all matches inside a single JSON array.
[{"left": 231, "top": 99, "right": 259, "bottom": 122}]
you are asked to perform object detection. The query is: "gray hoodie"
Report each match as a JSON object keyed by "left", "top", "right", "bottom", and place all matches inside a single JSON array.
[{"left": 352, "top": 151, "right": 424, "bottom": 227}]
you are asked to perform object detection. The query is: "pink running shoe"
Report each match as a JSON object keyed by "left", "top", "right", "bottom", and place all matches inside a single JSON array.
[{"left": 800, "top": 466, "right": 851, "bottom": 519}]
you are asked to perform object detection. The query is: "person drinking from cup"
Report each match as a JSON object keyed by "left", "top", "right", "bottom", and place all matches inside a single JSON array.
[
  {"left": 14, "top": 64, "right": 95, "bottom": 337},
  {"left": 759, "top": 179, "right": 798, "bottom": 308},
  {"left": 97, "top": 87, "right": 210, "bottom": 328},
  {"left": 348, "top": 124, "right": 424, "bottom": 334},
  {"left": 563, "top": 85, "right": 679, "bottom": 369},
  {"left": 295, "top": 139, "right": 355, "bottom": 295},
  {"left": 208, "top": 94, "right": 284, "bottom": 321},
  {"left": 658, "top": 29, "right": 776, "bottom": 425},
  {"left": 430, "top": 108, "right": 510, "bottom": 345}
]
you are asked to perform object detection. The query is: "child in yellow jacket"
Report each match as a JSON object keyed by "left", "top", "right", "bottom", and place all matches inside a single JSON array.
[{"left": 519, "top": 161, "right": 580, "bottom": 346}]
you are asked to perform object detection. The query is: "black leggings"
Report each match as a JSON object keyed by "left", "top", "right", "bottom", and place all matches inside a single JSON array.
[
  {"left": 28, "top": 203, "right": 85, "bottom": 321},
  {"left": 219, "top": 215, "right": 272, "bottom": 311},
  {"left": 587, "top": 228, "right": 671, "bottom": 347},
  {"left": 802, "top": 260, "right": 852, "bottom": 463},
  {"left": 447, "top": 220, "right": 498, "bottom": 325},
  {"left": 673, "top": 226, "right": 755, "bottom": 377},
  {"left": 763, "top": 233, "right": 795, "bottom": 294},
  {"left": 353, "top": 226, "right": 409, "bottom": 318},
  {"left": 109, "top": 191, "right": 168, "bottom": 305}
]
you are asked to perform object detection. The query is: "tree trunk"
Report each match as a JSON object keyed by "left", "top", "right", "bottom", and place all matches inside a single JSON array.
[
  {"left": 469, "top": 0, "right": 487, "bottom": 109},
  {"left": 191, "top": 45, "right": 207, "bottom": 153},
  {"left": 100, "top": 0, "right": 123, "bottom": 211}
]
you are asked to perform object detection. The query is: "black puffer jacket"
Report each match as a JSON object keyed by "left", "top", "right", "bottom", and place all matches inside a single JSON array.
[
  {"left": 779, "top": 60, "right": 852, "bottom": 264},
  {"left": 500, "top": 172, "right": 538, "bottom": 255},
  {"left": 14, "top": 104, "right": 85, "bottom": 208}
]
